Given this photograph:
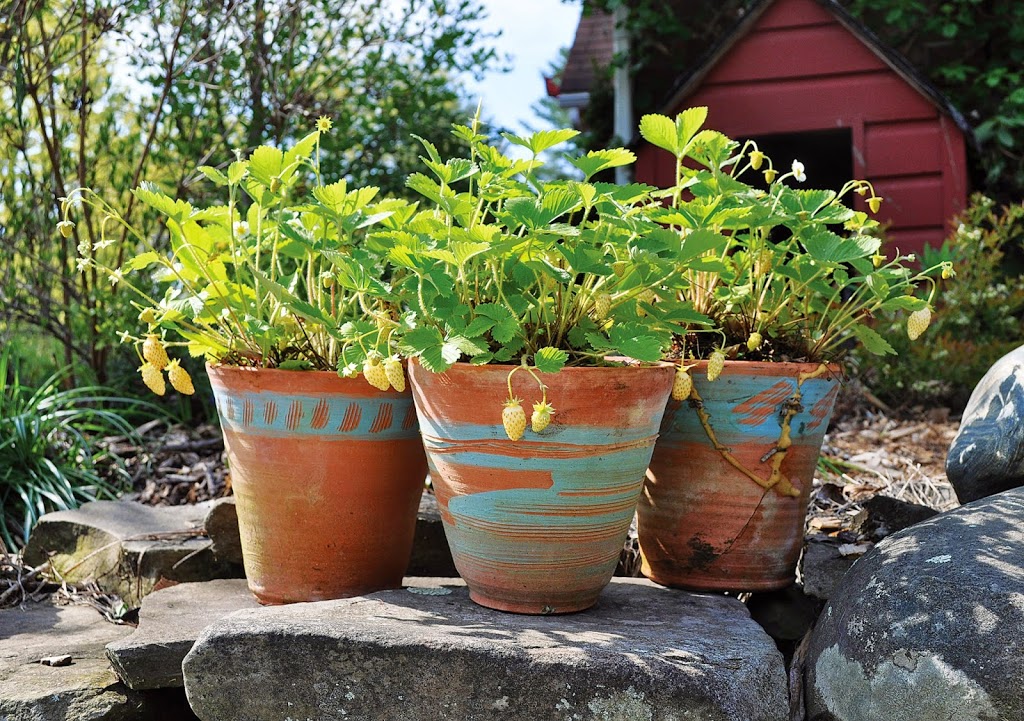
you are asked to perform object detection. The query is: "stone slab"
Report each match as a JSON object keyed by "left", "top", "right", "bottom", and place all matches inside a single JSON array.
[
  {"left": 0, "top": 601, "right": 139, "bottom": 720},
  {"left": 22, "top": 500, "right": 242, "bottom": 608},
  {"left": 183, "top": 577, "right": 787, "bottom": 721},
  {"left": 105, "top": 579, "right": 258, "bottom": 691}
]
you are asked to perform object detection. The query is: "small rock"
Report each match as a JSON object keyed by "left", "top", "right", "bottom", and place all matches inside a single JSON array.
[
  {"left": 406, "top": 492, "right": 457, "bottom": 577},
  {"left": 946, "top": 344, "right": 1024, "bottom": 503},
  {"left": 854, "top": 494, "right": 938, "bottom": 540},
  {"left": 202, "top": 497, "right": 242, "bottom": 566},
  {"left": 106, "top": 579, "right": 257, "bottom": 690},
  {"left": 799, "top": 539, "right": 858, "bottom": 601},
  {"left": 184, "top": 577, "right": 788, "bottom": 721},
  {"left": 39, "top": 655, "right": 73, "bottom": 667},
  {"left": 805, "top": 486, "right": 1024, "bottom": 720},
  {"left": 22, "top": 500, "right": 243, "bottom": 607}
]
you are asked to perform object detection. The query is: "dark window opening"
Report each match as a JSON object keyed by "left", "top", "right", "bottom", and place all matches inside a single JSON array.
[{"left": 744, "top": 128, "right": 853, "bottom": 194}]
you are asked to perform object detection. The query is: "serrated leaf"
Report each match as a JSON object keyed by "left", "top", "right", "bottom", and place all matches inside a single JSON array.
[
  {"left": 447, "top": 335, "right": 489, "bottom": 356},
  {"left": 806, "top": 231, "right": 881, "bottom": 264},
  {"left": 248, "top": 145, "right": 284, "bottom": 186},
  {"left": 639, "top": 114, "right": 679, "bottom": 156},
  {"left": 524, "top": 128, "right": 580, "bottom": 155},
  {"left": 198, "top": 166, "right": 228, "bottom": 186},
  {"left": 227, "top": 161, "right": 248, "bottom": 185},
  {"left": 534, "top": 347, "right": 569, "bottom": 373},
  {"left": 123, "top": 251, "right": 162, "bottom": 272},
  {"left": 852, "top": 323, "right": 897, "bottom": 356},
  {"left": 133, "top": 183, "right": 192, "bottom": 223},
  {"left": 880, "top": 295, "right": 927, "bottom": 312},
  {"left": 567, "top": 148, "right": 637, "bottom": 182},
  {"left": 675, "top": 106, "right": 709, "bottom": 155}
]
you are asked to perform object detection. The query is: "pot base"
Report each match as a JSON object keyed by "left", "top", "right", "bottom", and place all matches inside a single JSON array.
[{"left": 468, "top": 590, "right": 599, "bottom": 615}]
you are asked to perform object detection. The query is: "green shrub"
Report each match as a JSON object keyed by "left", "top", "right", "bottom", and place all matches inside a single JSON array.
[
  {"left": 853, "top": 194, "right": 1024, "bottom": 412},
  {"left": 0, "top": 348, "right": 160, "bottom": 550}
]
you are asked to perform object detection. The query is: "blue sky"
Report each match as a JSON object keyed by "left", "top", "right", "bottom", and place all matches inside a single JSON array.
[{"left": 466, "top": 1, "right": 582, "bottom": 136}]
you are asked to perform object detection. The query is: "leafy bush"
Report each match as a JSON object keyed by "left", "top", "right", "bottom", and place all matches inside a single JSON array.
[
  {"left": 0, "top": 348, "right": 159, "bottom": 550},
  {"left": 853, "top": 195, "right": 1024, "bottom": 412}
]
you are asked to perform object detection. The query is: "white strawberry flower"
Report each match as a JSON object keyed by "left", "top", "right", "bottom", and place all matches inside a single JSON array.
[{"left": 791, "top": 160, "right": 806, "bottom": 183}]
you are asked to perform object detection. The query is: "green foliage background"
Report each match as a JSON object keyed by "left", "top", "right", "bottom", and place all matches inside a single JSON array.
[{"left": 0, "top": 0, "right": 501, "bottom": 387}]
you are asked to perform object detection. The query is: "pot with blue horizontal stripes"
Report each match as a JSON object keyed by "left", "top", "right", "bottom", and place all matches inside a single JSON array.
[
  {"left": 409, "top": 360, "right": 674, "bottom": 614},
  {"left": 207, "top": 365, "right": 427, "bottom": 604},
  {"left": 638, "top": 360, "right": 841, "bottom": 591}
]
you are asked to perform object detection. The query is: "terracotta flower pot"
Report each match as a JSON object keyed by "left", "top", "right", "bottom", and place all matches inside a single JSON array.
[
  {"left": 638, "top": 360, "right": 840, "bottom": 591},
  {"left": 207, "top": 365, "right": 427, "bottom": 604},
  {"left": 409, "top": 360, "right": 674, "bottom": 614}
]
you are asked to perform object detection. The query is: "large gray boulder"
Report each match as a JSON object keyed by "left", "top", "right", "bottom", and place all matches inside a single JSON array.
[
  {"left": 22, "top": 500, "right": 242, "bottom": 607},
  {"left": 947, "top": 345, "right": 1024, "bottom": 503},
  {"left": 106, "top": 579, "right": 257, "bottom": 690},
  {"left": 184, "top": 577, "right": 787, "bottom": 721},
  {"left": 805, "top": 486, "right": 1024, "bottom": 721}
]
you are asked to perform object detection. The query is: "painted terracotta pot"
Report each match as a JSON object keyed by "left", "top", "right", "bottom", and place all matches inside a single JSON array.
[
  {"left": 409, "top": 360, "right": 674, "bottom": 614},
  {"left": 207, "top": 365, "right": 427, "bottom": 604},
  {"left": 638, "top": 360, "right": 840, "bottom": 591}
]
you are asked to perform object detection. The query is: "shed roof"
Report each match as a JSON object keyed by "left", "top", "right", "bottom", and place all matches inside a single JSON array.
[{"left": 556, "top": 10, "right": 614, "bottom": 96}]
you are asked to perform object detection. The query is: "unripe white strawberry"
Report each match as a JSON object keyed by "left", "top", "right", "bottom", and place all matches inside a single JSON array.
[
  {"left": 594, "top": 293, "right": 611, "bottom": 320},
  {"left": 671, "top": 367, "right": 693, "bottom": 401},
  {"left": 502, "top": 398, "right": 526, "bottom": 441},
  {"left": 384, "top": 356, "right": 406, "bottom": 393},
  {"left": 142, "top": 334, "right": 169, "bottom": 370},
  {"left": 166, "top": 359, "right": 195, "bottom": 395},
  {"left": 140, "top": 362, "right": 166, "bottom": 396},
  {"left": 531, "top": 401, "right": 554, "bottom": 433},
  {"left": 707, "top": 350, "right": 726, "bottom": 382},
  {"left": 362, "top": 355, "right": 390, "bottom": 391},
  {"left": 746, "top": 332, "right": 762, "bottom": 352},
  {"left": 907, "top": 307, "right": 932, "bottom": 341}
]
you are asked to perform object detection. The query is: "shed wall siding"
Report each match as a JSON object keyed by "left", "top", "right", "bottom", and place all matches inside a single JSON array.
[{"left": 635, "top": 0, "right": 969, "bottom": 254}]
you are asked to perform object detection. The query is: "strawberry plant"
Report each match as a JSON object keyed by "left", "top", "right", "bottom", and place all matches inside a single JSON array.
[
  {"left": 62, "top": 119, "right": 412, "bottom": 393},
  {"left": 639, "top": 107, "right": 950, "bottom": 376},
  {"left": 329, "top": 116, "right": 713, "bottom": 437}
]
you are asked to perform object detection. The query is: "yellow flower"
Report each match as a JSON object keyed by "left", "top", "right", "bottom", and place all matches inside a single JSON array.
[{"left": 315, "top": 116, "right": 333, "bottom": 133}]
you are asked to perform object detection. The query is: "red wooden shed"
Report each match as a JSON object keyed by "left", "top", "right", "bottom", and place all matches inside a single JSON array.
[{"left": 565, "top": 0, "right": 972, "bottom": 256}]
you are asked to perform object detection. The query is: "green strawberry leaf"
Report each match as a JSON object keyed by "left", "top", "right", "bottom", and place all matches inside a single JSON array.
[
  {"left": 534, "top": 347, "right": 569, "bottom": 373},
  {"left": 852, "top": 323, "right": 897, "bottom": 356}
]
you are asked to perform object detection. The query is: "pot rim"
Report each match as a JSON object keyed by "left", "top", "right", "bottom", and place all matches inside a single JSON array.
[
  {"left": 408, "top": 357, "right": 676, "bottom": 374},
  {"left": 676, "top": 358, "right": 843, "bottom": 378}
]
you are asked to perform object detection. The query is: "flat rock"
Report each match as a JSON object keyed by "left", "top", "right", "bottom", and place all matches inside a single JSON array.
[
  {"left": 799, "top": 539, "right": 858, "bottom": 601},
  {"left": 23, "top": 500, "right": 242, "bottom": 607},
  {"left": 946, "top": 344, "right": 1024, "bottom": 503},
  {"left": 183, "top": 577, "right": 787, "bottom": 721},
  {"left": 0, "top": 600, "right": 140, "bottom": 720},
  {"left": 106, "top": 579, "right": 258, "bottom": 690},
  {"left": 406, "top": 493, "right": 457, "bottom": 577},
  {"left": 805, "top": 486, "right": 1024, "bottom": 721}
]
